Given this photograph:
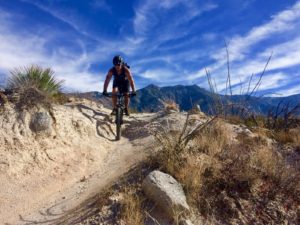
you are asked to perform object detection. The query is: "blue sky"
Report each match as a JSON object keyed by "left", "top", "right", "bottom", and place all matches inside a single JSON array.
[{"left": 0, "top": 0, "right": 300, "bottom": 96}]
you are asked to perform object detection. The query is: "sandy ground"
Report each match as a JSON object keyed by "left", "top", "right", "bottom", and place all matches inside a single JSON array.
[{"left": 0, "top": 98, "right": 157, "bottom": 225}]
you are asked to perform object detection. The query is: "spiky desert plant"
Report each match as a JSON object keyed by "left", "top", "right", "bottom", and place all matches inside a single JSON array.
[
  {"left": 8, "top": 65, "right": 63, "bottom": 95},
  {"left": 7, "top": 65, "right": 65, "bottom": 109}
]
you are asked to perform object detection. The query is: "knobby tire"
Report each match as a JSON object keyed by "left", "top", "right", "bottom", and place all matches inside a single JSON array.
[{"left": 115, "top": 107, "right": 123, "bottom": 140}]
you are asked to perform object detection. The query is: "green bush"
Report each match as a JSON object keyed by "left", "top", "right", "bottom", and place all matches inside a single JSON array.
[
  {"left": 8, "top": 65, "right": 63, "bottom": 94},
  {"left": 7, "top": 65, "right": 65, "bottom": 109}
]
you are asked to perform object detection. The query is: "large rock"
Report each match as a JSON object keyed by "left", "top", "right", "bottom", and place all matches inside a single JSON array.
[
  {"left": 30, "top": 112, "right": 51, "bottom": 132},
  {"left": 142, "top": 170, "right": 190, "bottom": 219}
]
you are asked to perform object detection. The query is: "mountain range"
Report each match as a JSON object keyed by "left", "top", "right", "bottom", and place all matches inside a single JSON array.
[{"left": 76, "top": 84, "right": 300, "bottom": 116}]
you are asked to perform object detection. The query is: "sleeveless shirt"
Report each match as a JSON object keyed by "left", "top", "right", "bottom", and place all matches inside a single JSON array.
[{"left": 111, "top": 66, "right": 127, "bottom": 82}]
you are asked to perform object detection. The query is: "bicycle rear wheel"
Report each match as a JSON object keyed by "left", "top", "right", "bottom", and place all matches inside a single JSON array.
[{"left": 115, "top": 107, "right": 123, "bottom": 140}]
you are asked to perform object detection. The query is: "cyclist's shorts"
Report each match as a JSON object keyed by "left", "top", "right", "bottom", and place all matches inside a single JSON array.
[{"left": 113, "top": 79, "right": 130, "bottom": 93}]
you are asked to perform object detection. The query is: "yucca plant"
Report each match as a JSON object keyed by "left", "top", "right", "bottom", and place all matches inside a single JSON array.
[
  {"left": 7, "top": 65, "right": 65, "bottom": 109},
  {"left": 8, "top": 65, "right": 63, "bottom": 95}
]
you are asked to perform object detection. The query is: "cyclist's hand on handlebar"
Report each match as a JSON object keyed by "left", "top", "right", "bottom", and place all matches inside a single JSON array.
[
  {"left": 102, "top": 91, "right": 109, "bottom": 96},
  {"left": 131, "top": 91, "right": 137, "bottom": 97}
]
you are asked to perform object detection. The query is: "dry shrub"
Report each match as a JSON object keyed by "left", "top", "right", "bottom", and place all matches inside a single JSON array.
[
  {"left": 273, "top": 129, "right": 294, "bottom": 144},
  {"left": 52, "top": 92, "right": 69, "bottom": 105},
  {"left": 148, "top": 129, "right": 183, "bottom": 175},
  {"left": 13, "top": 86, "right": 68, "bottom": 111},
  {"left": 148, "top": 110, "right": 299, "bottom": 224},
  {"left": 176, "top": 155, "right": 220, "bottom": 205},
  {"left": 148, "top": 113, "right": 217, "bottom": 175},
  {"left": 120, "top": 188, "right": 145, "bottom": 224},
  {"left": 0, "top": 92, "right": 8, "bottom": 105},
  {"left": 197, "top": 133, "right": 300, "bottom": 224},
  {"left": 191, "top": 119, "right": 231, "bottom": 156},
  {"left": 226, "top": 115, "right": 244, "bottom": 125},
  {"left": 289, "top": 127, "right": 300, "bottom": 144},
  {"left": 250, "top": 146, "right": 283, "bottom": 177},
  {"left": 272, "top": 127, "right": 300, "bottom": 147},
  {"left": 161, "top": 98, "right": 179, "bottom": 112},
  {"left": 179, "top": 120, "right": 298, "bottom": 223},
  {"left": 15, "top": 86, "right": 52, "bottom": 110}
]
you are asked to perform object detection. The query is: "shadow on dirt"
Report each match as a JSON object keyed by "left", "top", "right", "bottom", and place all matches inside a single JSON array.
[
  {"left": 19, "top": 193, "right": 102, "bottom": 225},
  {"left": 73, "top": 104, "right": 155, "bottom": 142},
  {"left": 70, "top": 104, "right": 117, "bottom": 141},
  {"left": 18, "top": 165, "right": 148, "bottom": 225}
]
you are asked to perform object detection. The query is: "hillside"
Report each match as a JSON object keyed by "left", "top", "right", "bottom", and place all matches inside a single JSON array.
[
  {"left": 0, "top": 92, "right": 299, "bottom": 225},
  {"left": 0, "top": 97, "right": 158, "bottom": 224}
]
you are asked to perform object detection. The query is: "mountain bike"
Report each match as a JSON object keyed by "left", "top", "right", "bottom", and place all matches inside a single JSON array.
[{"left": 104, "top": 92, "right": 135, "bottom": 141}]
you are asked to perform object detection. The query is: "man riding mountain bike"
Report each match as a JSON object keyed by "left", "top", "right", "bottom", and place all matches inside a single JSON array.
[{"left": 102, "top": 55, "right": 136, "bottom": 116}]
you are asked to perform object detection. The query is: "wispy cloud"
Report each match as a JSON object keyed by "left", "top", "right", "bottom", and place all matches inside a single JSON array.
[
  {"left": 272, "top": 81, "right": 300, "bottom": 96},
  {"left": 0, "top": 0, "right": 299, "bottom": 96},
  {"left": 232, "top": 37, "right": 300, "bottom": 77},
  {"left": 133, "top": 0, "right": 218, "bottom": 37},
  {"left": 212, "top": 1, "right": 300, "bottom": 62},
  {"left": 186, "top": 1, "right": 300, "bottom": 96},
  {"left": 21, "top": 0, "right": 80, "bottom": 33},
  {"left": 20, "top": 0, "right": 103, "bottom": 42},
  {"left": 90, "top": 0, "right": 111, "bottom": 12},
  {"left": 0, "top": 10, "right": 104, "bottom": 91}
]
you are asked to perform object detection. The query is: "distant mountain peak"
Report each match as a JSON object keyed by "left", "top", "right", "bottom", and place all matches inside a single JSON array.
[{"left": 145, "top": 84, "right": 160, "bottom": 89}]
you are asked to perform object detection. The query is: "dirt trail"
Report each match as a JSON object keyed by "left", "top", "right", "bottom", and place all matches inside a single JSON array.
[
  {"left": 18, "top": 137, "right": 155, "bottom": 225},
  {"left": 0, "top": 99, "right": 156, "bottom": 225}
]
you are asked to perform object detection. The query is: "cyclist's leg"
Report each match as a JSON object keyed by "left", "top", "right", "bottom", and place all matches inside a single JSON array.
[
  {"left": 120, "top": 80, "right": 130, "bottom": 115},
  {"left": 112, "top": 80, "right": 118, "bottom": 109},
  {"left": 112, "top": 80, "right": 118, "bottom": 115}
]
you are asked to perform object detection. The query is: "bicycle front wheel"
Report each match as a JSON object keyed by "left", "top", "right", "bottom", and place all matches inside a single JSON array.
[{"left": 115, "top": 107, "right": 123, "bottom": 140}]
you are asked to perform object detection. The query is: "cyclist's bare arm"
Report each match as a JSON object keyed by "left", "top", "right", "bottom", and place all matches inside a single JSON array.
[
  {"left": 124, "top": 67, "right": 136, "bottom": 92},
  {"left": 103, "top": 70, "right": 113, "bottom": 92}
]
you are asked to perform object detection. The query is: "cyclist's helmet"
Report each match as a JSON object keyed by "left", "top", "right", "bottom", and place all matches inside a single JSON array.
[{"left": 113, "top": 55, "right": 123, "bottom": 66}]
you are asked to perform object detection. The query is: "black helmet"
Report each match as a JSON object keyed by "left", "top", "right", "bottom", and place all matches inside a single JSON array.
[{"left": 113, "top": 55, "right": 123, "bottom": 65}]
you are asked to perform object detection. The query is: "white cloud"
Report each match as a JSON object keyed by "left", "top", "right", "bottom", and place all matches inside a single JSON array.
[
  {"left": 212, "top": 1, "right": 300, "bottom": 62},
  {"left": 187, "top": 1, "right": 300, "bottom": 95},
  {"left": 230, "top": 37, "right": 300, "bottom": 79},
  {"left": 0, "top": 11, "right": 103, "bottom": 92},
  {"left": 271, "top": 83, "right": 300, "bottom": 96},
  {"left": 133, "top": 0, "right": 218, "bottom": 37},
  {"left": 139, "top": 68, "right": 186, "bottom": 83},
  {"left": 141, "top": 69, "right": 174, "bottom": 81},
  {"left": 249, "top": 72, "right": 289, "bottom": 92}
]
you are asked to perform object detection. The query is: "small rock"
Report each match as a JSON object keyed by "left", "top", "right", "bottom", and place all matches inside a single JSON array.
[{"left": 30, "top": 112, "right": 51, "bottom": 132}]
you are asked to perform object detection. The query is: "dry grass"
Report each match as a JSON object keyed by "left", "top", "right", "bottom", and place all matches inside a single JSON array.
[
  {"left": 120, "top": 187, "right": 145, "bottom": 225},
  {"left": 161, "top": 98, "right": 179, "bottom": 112},
  {"left": 148, "top": 113, "right": 300, "bottom": 224},
  {"left": 15, "top": 86, "right": 52, "bottom": 110},
  {"left": 77, "top": 111, "right": 299, "bottom": 224},
  {"left": 191, "top": 119, "right": 231, "bottom": 156},
  {"left": 272, "top": 127, "right": 300, "bottom": 146}
]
